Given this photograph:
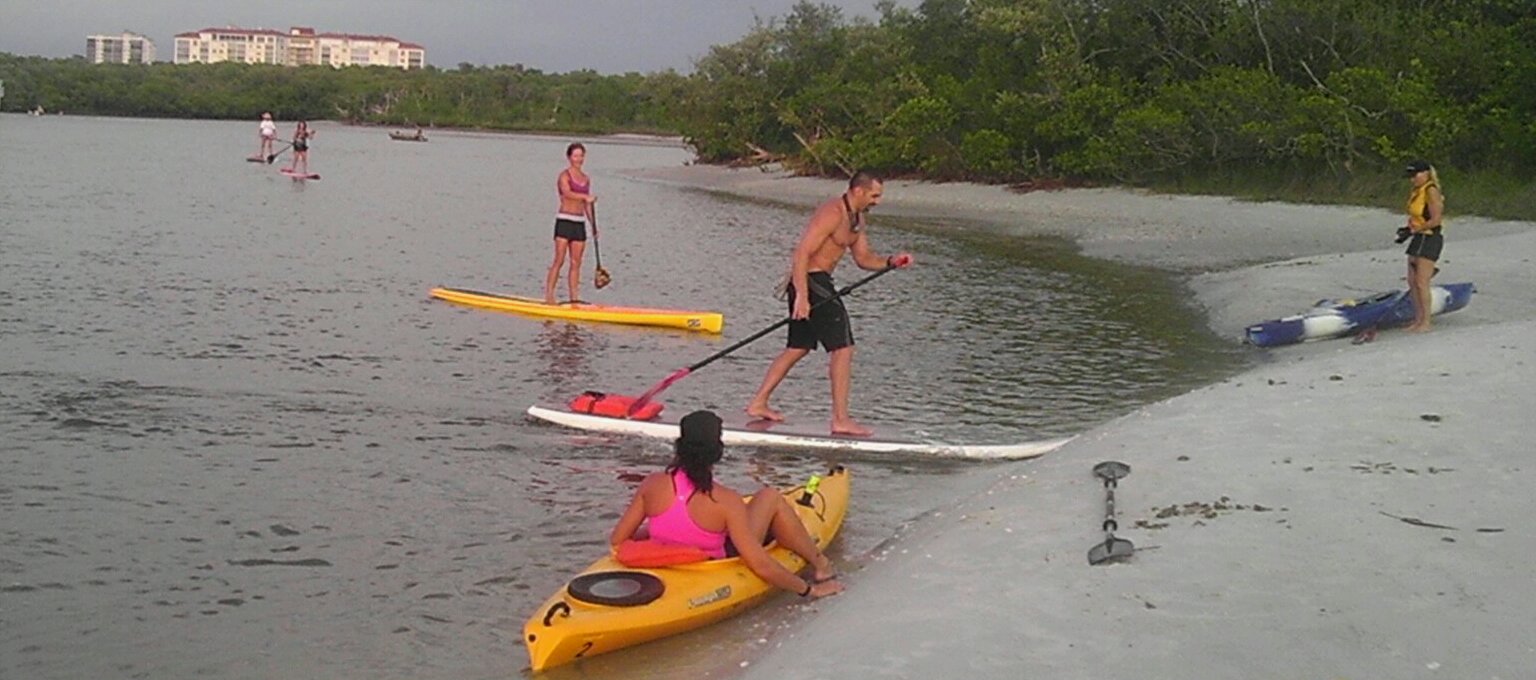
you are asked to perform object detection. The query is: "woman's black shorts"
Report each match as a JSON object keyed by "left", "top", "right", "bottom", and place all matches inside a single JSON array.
[
  {"left": 554, "top": 218, "right": 587, "bottom": 242},
  {"left": 1406, "top": 229, "right": 1443, "bottom": 261}
]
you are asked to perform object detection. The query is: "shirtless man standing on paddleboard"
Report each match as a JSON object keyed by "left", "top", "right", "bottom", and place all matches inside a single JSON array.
[{"left": 745, "top": 171, "right": 913, "bottom": 436}]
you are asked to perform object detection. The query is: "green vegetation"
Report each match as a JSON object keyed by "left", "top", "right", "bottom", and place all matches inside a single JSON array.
[
  {"left": 0, "top": 54, "right": 682, "bottom": 135},
  {"left": 671, "top": 0, "right": 1536, "bottom": 219},
  {"left": 5, "top": 1, "right": 1535, "bottom": 218}
]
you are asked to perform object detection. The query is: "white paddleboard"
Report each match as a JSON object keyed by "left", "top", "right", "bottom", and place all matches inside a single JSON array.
[{"left": 526, "top": 405, "right": 1073, "bottom": 460}]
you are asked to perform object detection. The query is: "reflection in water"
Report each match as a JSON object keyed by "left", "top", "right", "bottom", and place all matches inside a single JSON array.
[{"left": 534, "top": 321, "right": 603, "bottom": 389}]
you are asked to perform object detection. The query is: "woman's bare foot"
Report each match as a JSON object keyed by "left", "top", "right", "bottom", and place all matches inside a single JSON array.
[
  {"left": 831, "top": 418, "right": 872, "bottom": 437},
  {"left": 746, "top": 402, "right": 784, "bottom": 421},
  {"left": 810, "top": 554, "right": 837, "bottom": 583},
  {"left": 806, "top": 578, "right": 845, "bottom": 599},
  {"left": 1406, "top": 324, "right": 1432, "bottom": 333}
]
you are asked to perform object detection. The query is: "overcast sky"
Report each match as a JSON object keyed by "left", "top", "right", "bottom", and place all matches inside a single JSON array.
[{"left": 0, "top": 0, "right": 906, "bottom": 73}]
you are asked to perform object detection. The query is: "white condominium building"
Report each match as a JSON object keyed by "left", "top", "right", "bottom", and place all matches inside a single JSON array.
[
  {"left": 172, "top": 27, "right": 286, "bottom": 65},
  {"left": 86, "top": 32, "right": 157, "bottom": 64},
  {"left": 173, "top": 26, "right": 425, "bottom": 69}
]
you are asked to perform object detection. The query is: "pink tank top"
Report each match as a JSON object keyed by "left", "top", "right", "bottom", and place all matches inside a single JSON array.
[{"left": 647, "top": 470, "right": 726, "bottom": 559}]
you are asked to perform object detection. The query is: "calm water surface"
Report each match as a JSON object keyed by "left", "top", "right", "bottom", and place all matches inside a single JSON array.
[{"left": 0, "top": 115, "right": 1244, "bottom": 679}]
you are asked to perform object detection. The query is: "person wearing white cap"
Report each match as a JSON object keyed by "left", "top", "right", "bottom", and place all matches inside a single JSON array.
[{"left": 257, "top": 112, "right": 277, "bottom": 159}]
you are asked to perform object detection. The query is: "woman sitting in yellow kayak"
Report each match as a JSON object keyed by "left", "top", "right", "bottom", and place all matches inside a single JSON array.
[{"left": 609, "top": 410, "right": 844, "bottom": 599}]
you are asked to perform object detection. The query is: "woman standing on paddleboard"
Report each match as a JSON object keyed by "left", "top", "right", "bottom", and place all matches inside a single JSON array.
[
  {"left": 608, "top": 410, "right": 844, "bottom": 599},
  {"left": 545, "top": 143, "right": 595, "bottom": 304},
  {"left": 257, "top": 112, "right": 277, "bottom": 160},
  {"left": 287, "top": 121, "right": 315, "bottom": 176},
  {"left": 1402, "top": 159, "right": 1445, "bottom": 332}
]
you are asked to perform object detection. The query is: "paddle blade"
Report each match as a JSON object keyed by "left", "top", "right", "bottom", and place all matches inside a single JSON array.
[
  {"left": 595, "top": 267, "right": 612, "bottom": 289},
  {"left": 1087, "top": 537, "right": 1135, "bottom": 565},
  {"left": 624, "top": 368, "right": 692, "bottom": 418},
  {"left": 1092, "top": 461, "right": 1131, "bottom": 482}
]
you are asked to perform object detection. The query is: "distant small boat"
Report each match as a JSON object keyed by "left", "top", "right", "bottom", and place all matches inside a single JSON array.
[{"left": 389, "top": 131, "right": 428, "bottom": 142}]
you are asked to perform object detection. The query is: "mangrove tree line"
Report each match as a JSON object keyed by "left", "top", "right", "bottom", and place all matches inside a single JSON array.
[
  {"left": 5, "top": 0, "right": 1534, "bottom": 207},
  {"left": 674, "top": 0, "right": 1536, "bottom": 197},
  {"left": 0, "top": 53, "right": 683, "bottom": 134}
]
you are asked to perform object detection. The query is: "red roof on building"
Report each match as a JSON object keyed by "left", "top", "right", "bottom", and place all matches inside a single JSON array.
[
  {"left": 317, "top": 32, "right": 407, "bottom": 43},
  {"left": 179, "top": 26, "right": 287, "bottom": 37},
  {"left": 171, "top": 26, "right": 422, "bottom": 50}
]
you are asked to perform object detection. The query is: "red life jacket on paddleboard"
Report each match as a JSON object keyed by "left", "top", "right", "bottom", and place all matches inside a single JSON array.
[{"left": 567, "top": 391, "right": 664, "bottom": 420}]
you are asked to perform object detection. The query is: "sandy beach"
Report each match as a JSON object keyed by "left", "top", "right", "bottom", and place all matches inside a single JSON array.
[{"left": 625, "top": 165, "right": 1536, "bottom": 679}]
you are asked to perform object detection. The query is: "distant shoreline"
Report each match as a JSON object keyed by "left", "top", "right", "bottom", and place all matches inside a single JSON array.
[
  {"left": 620, "top": 162, "right": 1535, "bottom": 336},
  {"left": 342, "top": 120, "right": 686, "bottom": 147}
]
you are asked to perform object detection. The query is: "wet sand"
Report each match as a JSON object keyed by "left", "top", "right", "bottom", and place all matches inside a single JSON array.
[{"left": 625, "top": 165, "right": 1536, "bottom": 679}]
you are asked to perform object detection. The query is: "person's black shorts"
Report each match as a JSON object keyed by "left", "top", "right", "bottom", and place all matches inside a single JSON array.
[
  {"left": 787, "top": 271, "right": 854, "bottom": 351},
  {"left": 554, "top": 218, "right": 587, "bottom": 242},
  {"left": 1406, "top": 229, "right": 1443, "bottom": 261}
]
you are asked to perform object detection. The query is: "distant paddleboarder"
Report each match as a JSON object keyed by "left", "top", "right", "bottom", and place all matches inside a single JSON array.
[
  {"left": 745, "top": 171, "right": 913, "bottom": 436},
  {"left": 286, "top": 121, "right": 315, "bottom": 176},
  {"left": 545, "top": 142, "right": 595, "bottom": 304},
  {"left": 257, "top": 112, "right": 277, "bottom": 159}
]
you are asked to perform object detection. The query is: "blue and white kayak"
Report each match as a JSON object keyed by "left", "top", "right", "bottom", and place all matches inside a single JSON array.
[{"left": 1244, "top": 282, "right": 1475, "bottom": 347}]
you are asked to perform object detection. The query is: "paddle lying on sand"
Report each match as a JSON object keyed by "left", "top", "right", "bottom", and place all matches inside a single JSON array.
[
  {"left": 1088, "top": 461, "right": 1135, "bottom": 565},
  {"left": 610, "top": 264, "right": 898, "bottom": 418},
  {"left": 591, "top": 205, "right": 612, "bottom": 289}
]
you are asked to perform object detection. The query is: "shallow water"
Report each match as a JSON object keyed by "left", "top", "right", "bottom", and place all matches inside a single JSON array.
[{"left": 0, "top": 114, "right": 1244, "bottom": 679}]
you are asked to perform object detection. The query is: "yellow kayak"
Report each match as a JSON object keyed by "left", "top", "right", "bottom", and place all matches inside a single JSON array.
[
  {"left": 523, "top": 466, "right": 850, "bottom": 672},
  {"left": 429, "top": 287, "right": 723, "bottom": 334}
]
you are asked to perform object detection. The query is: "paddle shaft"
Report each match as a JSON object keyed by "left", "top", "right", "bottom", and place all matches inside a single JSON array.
[
  {"left": 625, "top": 265, "right": 894, "bottom": 415},
  {"left": 694, "top": 265, "right": 893, "bottom": 373},
  {"left": 590, "top": 204, "right": 604, "bottom": 271},
  {"left": 267, "top": 140, "right": 293, "bottom": 163},
  {"left": 1358, "top": 288, "right": 1411, "bottom": 336}
]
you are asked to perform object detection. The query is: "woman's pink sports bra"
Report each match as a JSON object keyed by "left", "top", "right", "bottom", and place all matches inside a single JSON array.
[
  {"left": 564, "top": 171, "right": 590, "bottom": 195},
  {"left": 646, "top": 470, "right": 726, "bottom": 559}
]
